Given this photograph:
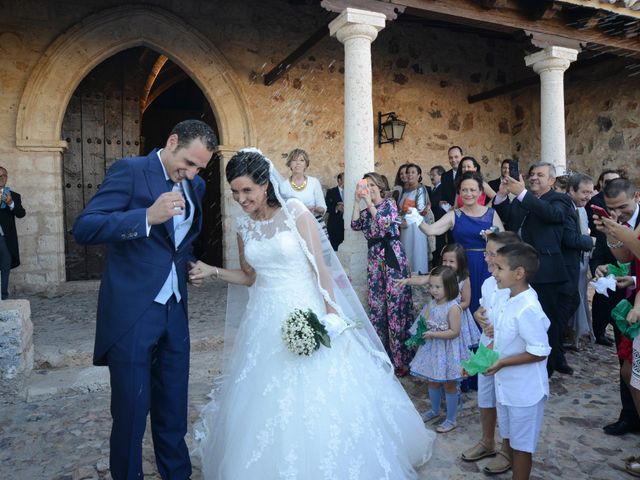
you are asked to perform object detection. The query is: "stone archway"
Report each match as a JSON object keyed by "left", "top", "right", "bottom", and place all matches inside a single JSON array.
[{"left": 16, "top": 5, "right": 254, "bottom": 287}]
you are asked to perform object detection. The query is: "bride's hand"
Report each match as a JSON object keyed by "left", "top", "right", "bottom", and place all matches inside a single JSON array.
[{"left": 188, "top": 260, "right": 216, "bottom": 286}]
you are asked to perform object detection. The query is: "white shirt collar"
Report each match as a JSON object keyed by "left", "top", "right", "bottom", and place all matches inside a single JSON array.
[
  {"left": 157, "top": 149, "right": 171, "bottom": 182},
  {"left": 627, "top": 204, "right": 640, "bottom": 228}
]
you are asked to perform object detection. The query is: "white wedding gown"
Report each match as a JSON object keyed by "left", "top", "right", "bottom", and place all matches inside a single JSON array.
[{"left": 195, "top": 201, "right": 435, "bottom": 479}]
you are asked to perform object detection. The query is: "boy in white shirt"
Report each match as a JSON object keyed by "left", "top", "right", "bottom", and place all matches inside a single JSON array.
[
  {"left": 461, "top": 231, "right": 521, "bottom": 475},
  {"left": 485, "top": 242, "right": 551, "bottom": 480}
]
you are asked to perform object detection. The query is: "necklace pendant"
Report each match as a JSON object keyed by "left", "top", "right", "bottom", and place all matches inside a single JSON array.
[{"left": 290, "top": 177, "right": 307, "bottom": 191}]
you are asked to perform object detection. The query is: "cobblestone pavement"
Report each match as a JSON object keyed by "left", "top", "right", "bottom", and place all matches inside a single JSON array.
[{"left": 0, "top": 283, "right": 636, "bottom": 479}]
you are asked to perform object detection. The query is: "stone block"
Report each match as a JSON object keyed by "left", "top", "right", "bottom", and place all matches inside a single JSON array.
[
  {"left": 0, "top": 299, "right": 33, "bottom": 381},
  {"left": 37, "top": 234, "right": 61, "bottom": 254}
]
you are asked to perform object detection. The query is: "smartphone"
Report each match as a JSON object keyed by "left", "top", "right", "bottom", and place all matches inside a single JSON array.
[
  {"left": 508, "top": 159, "right": 519, "bottom": 179},
  {"left": 590, "top": 204, "right": 611, "bottom": 219},
  {"left": 356, "top": 179, "right": 369, "bottom": 196}
]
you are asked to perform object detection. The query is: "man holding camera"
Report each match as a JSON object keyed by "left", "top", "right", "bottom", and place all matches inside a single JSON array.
[
  {"left": 493, "top": 161, "right": 573, "bottom": 377},
  {"left": 0, "top": 167, "right": 26, "bottom": 300}
]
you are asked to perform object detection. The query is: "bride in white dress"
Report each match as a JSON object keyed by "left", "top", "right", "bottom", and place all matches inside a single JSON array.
[{"left": 189, "top": 149, "right": 435, "bottom": 479}]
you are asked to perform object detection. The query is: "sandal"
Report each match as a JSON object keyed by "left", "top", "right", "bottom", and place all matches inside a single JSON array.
[
  {"left": 482, "top": 451, "right": 511, "bottom": 475},
  {"left": 436, "top": 419, "right": 457, "bottom": 433},
  {"left": 420, "top": 410, "right": 440, "bottom": 423},
  {"left": 625, "top": 456, "right": 640, "bottom": 477},
  {"left": 461, "top": 440, "right": 497, "bottom": 462}
]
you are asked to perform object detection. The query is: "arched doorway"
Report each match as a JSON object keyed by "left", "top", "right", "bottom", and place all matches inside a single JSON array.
[
  {"left": 140, "top": 71, "right": 223, "bottom": 269},
  {"left": 16, "top": 5, "right": 254, "bottom": 286},
  {"left": 62, "top": 47, "right": 223, "bottom": 280}
]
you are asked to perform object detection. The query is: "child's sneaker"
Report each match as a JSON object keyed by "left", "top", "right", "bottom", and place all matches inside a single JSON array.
[
  {"left": 420, "top": 410, "right": 440, "bottom": 423},
  {"left": 436, "top": 419, "right": 457, "bottom": 433}
]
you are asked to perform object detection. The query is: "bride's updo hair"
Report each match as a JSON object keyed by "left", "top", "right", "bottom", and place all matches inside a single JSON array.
[{"left": 226, "top": 149, "right": 281, "bottom": 208}]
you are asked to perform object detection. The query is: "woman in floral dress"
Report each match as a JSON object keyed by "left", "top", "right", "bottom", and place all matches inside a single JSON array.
[{"left": 351, "top": 172, "right": 414, "bottom": 376}]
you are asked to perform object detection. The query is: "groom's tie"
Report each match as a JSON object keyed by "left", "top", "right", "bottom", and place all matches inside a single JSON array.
[
  {"left": 173, "top": 181, "right": 193, "bottom": 246},
  {"left": 155, "top": 180, "right": 193, "bottom": 305}
]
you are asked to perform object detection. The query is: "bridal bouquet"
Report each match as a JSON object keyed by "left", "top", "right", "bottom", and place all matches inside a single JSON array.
[{"left": 282, "top": 308, "right": 332, "bottom": 356}]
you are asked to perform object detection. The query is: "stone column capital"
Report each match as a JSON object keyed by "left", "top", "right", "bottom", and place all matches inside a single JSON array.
[
  {"left": 329, "top": 8, "right": 385, "bottom": 44},
  {"left": 524, "top": 46, "right": 579, "bottom": 74}
]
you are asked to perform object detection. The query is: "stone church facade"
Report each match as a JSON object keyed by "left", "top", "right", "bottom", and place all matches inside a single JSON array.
[{"left": 0, "top": 0, "right": 638, "bottom": 294}]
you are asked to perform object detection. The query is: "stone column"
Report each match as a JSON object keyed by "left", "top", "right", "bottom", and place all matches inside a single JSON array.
[
  {"left": 525, "top": 46, "right": 578, "bottom": 174},
  {"left": 329, "top": 8, "right": 385, "bottom": 293},
  {"left": 217, "top": 146, "right": 244, "bottom": 269}
]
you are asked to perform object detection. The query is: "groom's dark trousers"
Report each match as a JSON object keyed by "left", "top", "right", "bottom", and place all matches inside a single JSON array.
[
  {"left": 107, "top": 297, "right": 190, "bottom": 479},
  {"left": 74, "top": 149, "right": 205, "bottom": 479}
]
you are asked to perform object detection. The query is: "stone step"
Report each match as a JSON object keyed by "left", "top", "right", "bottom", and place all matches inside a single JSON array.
[
  {"left": 33, "top": 334, "right": 223, "bottom": 370},
  {"left": 26, "top": 366, "right": 110, "bottom": 400},
  {"left": 25, "top": 349, "right": 221, "bottom": 400}
]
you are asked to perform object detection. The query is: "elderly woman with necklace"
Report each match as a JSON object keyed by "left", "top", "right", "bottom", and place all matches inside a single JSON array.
[{"left": 279, "top": 148, "right": 327, "bottom": 225}]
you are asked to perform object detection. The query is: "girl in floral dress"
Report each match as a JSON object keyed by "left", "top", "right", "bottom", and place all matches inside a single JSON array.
[
  {"left": 351, "top": 172, "right": 414, "bottom": 376},
  {"left": 409, "top": 265, "right": 469, "bottom": 433}
]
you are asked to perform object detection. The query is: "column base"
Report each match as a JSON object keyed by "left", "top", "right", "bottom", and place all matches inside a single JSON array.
[{"left": 337, "top": 231, "right": 368, "bottom": 306}]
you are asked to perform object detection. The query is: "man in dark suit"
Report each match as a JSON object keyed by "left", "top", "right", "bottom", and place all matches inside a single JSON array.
[
  {"left": 594, "top": 178, "right": 640, "bottom": 435},
  {"left": 73, "top": 120, "right": 217, "bottom": 479},
  {"left": 587, "top": 169, "right": 621, "bottom": 346},
  {"left": 325, "top": 172, "right": 344, "bottom": 251},
  {"left": 427, "top": 165, "right": 447, "bottom": 266},
  {"left": 440, "top": 145, "right": 463, "bottom": 209},
  {"left": 0, "top": 167, "right": 26, "bottom": 300},
  {"left": 488, "top": 159, "right": 510, "bottom": 194},
  {"left": 493, "top": 161, "right": 573, "bottom": 376},
  {"left": 560, "top": 173, "right": 596, "bottom": 354}
]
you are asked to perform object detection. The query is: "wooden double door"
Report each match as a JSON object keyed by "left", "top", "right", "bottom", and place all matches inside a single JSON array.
[
  {"left": 62, "top": 51, "right": 144, "bottom": 280},
  {"left": 62, "top": 48, "right": 223, "bottom": 281}
]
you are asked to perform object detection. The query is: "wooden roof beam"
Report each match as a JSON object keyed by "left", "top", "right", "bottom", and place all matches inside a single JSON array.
[
  {"left": 263, "top": 19, "right": 333, "bottom": 86},
  {"left": 467, "top": 52, "right": 619, "bottom": 103},
  {"left": 391, "top": 0, "right": 640, "bottom": 54},
  {"left": 557, "top": 0, "right": 640, "bottom": 19}
]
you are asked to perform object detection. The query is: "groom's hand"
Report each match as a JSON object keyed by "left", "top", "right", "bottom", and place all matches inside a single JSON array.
[{"left": 147, "top": 192, "right": 186, "bottom": 225}]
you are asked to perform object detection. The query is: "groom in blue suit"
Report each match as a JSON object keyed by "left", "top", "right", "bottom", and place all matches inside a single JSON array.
[{"left": 73, "top": 120, "right": 217, "bottom": 479}]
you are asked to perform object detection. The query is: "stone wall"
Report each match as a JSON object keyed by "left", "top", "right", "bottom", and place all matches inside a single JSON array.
[
  {"left": 0, "top": 300, "right": 33, "bottom": 391},
  {"left": 0, "top": 0, "right": 637, "bottom": 292},
  {"left": 511, "top": 57, "right": 640, "bottom": 182},
  {"left": 205, "top": 4, "right": 528, "bottom": 185}
]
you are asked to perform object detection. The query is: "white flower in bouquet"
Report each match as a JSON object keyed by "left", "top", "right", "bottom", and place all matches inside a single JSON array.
[{"left": 282, "top": 308, "right": 331, "bottom": 356}]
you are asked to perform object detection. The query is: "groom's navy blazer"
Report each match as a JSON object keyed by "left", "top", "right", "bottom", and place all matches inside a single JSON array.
[{"left": 73, "top": 149, "right": 205, "bottom": 365}]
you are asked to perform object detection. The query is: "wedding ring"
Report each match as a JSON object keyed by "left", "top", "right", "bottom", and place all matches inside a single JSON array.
[{"left": 172, "top": 201, "right": 176, "bottom": 207}]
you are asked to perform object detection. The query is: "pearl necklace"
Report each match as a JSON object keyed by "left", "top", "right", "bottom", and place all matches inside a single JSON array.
[{"left": 289, "top": 176, "right": 307, "bottom": 191}]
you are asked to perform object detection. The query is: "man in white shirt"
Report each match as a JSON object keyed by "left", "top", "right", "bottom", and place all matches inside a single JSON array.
[
  {"left": 486, "top": 242, "right": 551, "bottom": 480},
  {"left": 461, "top": 231, "right": 521, "bottom": 475}
]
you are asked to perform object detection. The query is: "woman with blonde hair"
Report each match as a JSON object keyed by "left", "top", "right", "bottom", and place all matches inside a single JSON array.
[{"left": 279, "top": 148, "right": 327, "bottom": 227}]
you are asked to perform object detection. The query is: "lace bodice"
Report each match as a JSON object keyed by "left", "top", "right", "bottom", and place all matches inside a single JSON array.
[{"left": 237, "top": 200, "right": 317, "bottom": 287}]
